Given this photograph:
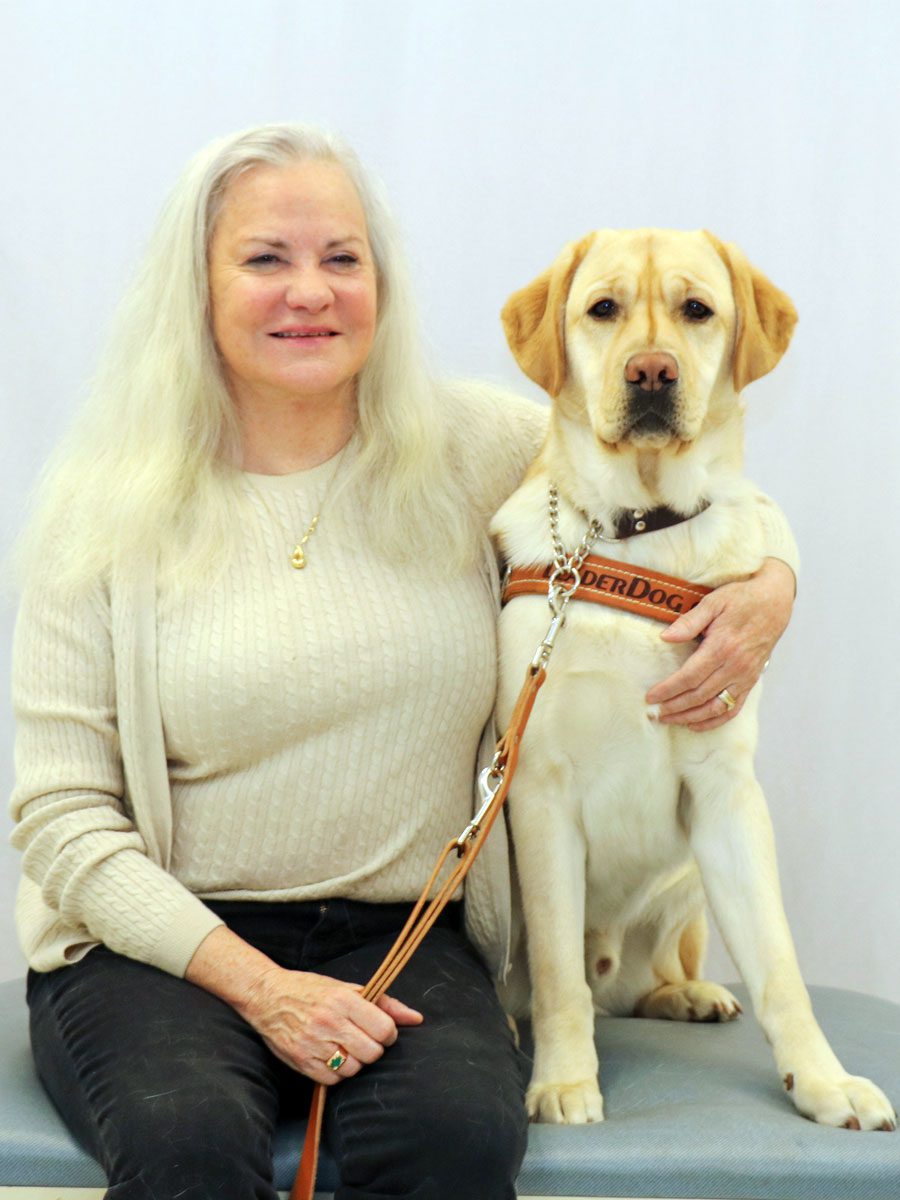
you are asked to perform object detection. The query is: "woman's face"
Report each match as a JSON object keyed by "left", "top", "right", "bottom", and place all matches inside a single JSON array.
[{"left": 208, "top": 160, "right": 377, "bottom": 418}]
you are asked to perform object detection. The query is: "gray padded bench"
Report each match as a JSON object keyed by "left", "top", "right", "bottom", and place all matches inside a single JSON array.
[{"left": 1, "top": 977, "right": 898, "bottom": 1199}]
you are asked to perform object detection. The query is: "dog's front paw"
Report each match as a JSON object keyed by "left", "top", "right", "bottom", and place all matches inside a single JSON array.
[
  {"left": 784, "top": 1070, "right": 896, "bottom": 1131},
  {"left": 526, "top": 1077, "right": 605, "bottom": 1124},
  {"left": 636, "top": 980, "right": 742, "bottom": 1022}
]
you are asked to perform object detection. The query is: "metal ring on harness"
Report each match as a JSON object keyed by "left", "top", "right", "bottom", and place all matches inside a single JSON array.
[{"left": 547, "top": 564, "right": 581, "bottom": 615}]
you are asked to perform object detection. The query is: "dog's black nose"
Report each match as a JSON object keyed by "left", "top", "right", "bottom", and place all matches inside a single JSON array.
[{"left": 625, "top": 352, "right": 679, "bottom": 393}]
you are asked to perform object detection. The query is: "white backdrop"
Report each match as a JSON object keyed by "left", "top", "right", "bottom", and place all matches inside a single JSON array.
[{"left": 2, "top": 0, "right": 899, "bottom": 1003}]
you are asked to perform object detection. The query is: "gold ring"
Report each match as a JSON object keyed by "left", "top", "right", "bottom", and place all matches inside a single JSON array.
[
  {"left": 717, "top": 688, "right": 737, "bottom": 711},
  {"left": 326, "top": 1047, "right": 347, "bottom": 1072}
]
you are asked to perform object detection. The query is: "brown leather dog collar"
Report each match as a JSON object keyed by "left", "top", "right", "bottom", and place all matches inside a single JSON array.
[
  {"left": 600, "top": 500, "right": 709, "bottom": 540},
  {"left": 502, "top": 555, "right": 712, "bottom": 624}
]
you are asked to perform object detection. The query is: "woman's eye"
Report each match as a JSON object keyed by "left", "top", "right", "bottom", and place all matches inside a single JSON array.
[
  {"left": 328, "top": 253, "right": 359, "bottom": 266},
  {"left": 246, "top": 254, "right": 281, "bottom": 267},
  {"left": 588, "top": 298, "right": 618, "bottom": 320},
  {"left": 684, "top": 299, "right": 714, "bottom": 321}
]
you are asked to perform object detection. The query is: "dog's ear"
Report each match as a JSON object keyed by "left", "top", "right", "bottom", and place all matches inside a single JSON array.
[
  {"left": 501, "top": 235, "right": 594, "bottom": 397},
  {"left": 705, "top": 232, "right": 798, "bottom": 393}
]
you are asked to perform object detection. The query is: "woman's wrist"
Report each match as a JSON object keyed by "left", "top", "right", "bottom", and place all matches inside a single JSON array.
[
  {"left": 185, "top": 924, "right": 283, "bottom": 1019},
  {"left": 760, "top": 555, "right": 797, "bottom": 600},
  {"left": 756, "top": 558, "right": 796, "bottom": 635}
]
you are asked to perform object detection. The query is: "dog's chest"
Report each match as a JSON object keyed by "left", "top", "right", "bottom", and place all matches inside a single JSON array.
[
  {"left": 501, "top": 598, "right": 694, "bottom": 897},
  {"left": 497, "top": 594, "right": 689, "bottom": 727}
]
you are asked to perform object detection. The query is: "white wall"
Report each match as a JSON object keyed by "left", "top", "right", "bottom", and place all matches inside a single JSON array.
[{"left": 2, "top": 0, "right": 899, "bottom": 1003}]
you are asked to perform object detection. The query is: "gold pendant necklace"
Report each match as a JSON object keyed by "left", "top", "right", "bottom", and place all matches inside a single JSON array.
[
  {"left": 251, "top": 441, "right": 349, "bottom": 571},
  {"left": 290, "top": 515, "right": 319, "bottom": 570}
]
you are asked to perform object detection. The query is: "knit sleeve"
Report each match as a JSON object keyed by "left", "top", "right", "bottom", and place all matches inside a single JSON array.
[
  {"left": 754, "top": 492, "right": 799, "bottom": 581},
  {"left": 440, "top": 379, "right": 549, "bottom": 520},
  {"left": 10, "top": 575, "right": 222, "bottom": 976}
]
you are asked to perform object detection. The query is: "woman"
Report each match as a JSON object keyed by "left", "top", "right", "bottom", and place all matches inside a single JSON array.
[{"left": 11, "top": 124, "right": 797, "bottom": 1200}]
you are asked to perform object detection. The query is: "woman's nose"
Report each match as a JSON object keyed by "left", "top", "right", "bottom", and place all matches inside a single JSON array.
[{"left": 284, "top": 267, "right": 332, "bottom": 311}]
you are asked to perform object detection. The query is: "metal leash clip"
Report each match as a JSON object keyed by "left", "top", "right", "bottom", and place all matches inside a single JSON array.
[
  {"left": 531, "top": 610, "right": 568, "bottom": 672},
  {"left": 455, "top": 758, "right": 505, "bottom": 852}
]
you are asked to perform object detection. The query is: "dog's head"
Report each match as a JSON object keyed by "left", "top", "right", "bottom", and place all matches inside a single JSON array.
[{"left": 501, "top": 229, "right": 797, "bottom": 450}]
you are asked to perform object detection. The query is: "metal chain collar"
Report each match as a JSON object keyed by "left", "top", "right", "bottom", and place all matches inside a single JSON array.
[
  {"left": 547, "top": 483, "right": 608, "bottom": 617},
  {"left": 519, "top": 482, "right": 607, "bottom": 680}
]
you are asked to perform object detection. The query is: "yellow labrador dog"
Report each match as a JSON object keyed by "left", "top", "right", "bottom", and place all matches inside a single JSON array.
[{"left": 491, "top": 229, "right": 895, "bottom": 1131}]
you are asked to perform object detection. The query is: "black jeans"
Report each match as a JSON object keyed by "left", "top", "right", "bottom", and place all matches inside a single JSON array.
[{"left": 27, "top": 899, "right": 528, "bottom": 1200}]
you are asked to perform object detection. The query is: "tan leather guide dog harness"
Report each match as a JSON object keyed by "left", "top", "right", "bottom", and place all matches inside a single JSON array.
[
  {"left": 291, "top": 487, "right": 709, "bottom": 1200},
  {"left": 503, "top": 555, "right": 711, "bottom": 623}
]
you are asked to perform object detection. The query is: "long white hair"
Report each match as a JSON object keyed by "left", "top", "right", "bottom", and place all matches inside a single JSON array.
[{"left": 17, "top": 123, "right": 483, "bottom": 595}]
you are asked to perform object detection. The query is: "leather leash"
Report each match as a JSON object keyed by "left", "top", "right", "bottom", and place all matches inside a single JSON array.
[
  {"left": 290, "top": 655, "right": 549, "bottom": 1200},
  {"left": 290, "top": 547, "right": 709, "bottom": 1199}
]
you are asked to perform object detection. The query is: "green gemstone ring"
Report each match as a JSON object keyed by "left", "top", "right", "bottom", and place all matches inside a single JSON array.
[{"left": 327, "top": 1050, "right": 347, "bottom": 1072}]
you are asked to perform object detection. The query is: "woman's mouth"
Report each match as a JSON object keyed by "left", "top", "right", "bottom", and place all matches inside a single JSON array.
[{"left": 270, "top": 329, "right": 338, "bottom": 339}]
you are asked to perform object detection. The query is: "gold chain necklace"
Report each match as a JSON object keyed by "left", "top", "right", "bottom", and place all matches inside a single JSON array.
[{"left": 251, "top": 442, "right": 349, "bottom": 571}]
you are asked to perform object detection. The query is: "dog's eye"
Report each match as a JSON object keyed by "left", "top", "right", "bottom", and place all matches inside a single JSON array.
[
  {"left": 683, "top": 299, "right": 714, "bottom": 321},
  {"left": 588, "top": 299, "right": 618, "bottom": 320}
]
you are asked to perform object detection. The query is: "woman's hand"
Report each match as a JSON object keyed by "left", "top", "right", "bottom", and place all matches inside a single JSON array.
[
  {"left": 239, "top": 965, "right": 423, "bottom": 1085},
  {"left": 186, "top": 925, "right": 422, "bottom": 1085},
  {"left": 646, "top": 558, "right": 795, "bottom": 731}
]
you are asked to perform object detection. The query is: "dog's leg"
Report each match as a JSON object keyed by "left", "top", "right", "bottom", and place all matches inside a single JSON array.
[
  {"left": 683, "top": 744, "right": 896, "bottom": 1131},
  {"left": 635, "top": 909, "right": 742, "bottom": 1022},
  {"left": 511, "top": 769, "right": 604, "bottom": 1125}
]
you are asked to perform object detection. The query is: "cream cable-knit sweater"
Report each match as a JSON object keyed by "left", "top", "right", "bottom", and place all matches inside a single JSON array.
[
  {"left": 162, "top": 457, "right": 498, "bottom": 902},
  {"left": 10, "top": 387, "right": 799, "bottom": 979}
]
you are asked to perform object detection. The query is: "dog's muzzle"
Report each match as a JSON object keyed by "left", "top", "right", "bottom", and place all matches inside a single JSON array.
[
  {"left": 625, "top": 392, "right": 678, "bottom": 436},
  {"left": 623, "top": 351, "right": 679, "bottom": 437}
]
